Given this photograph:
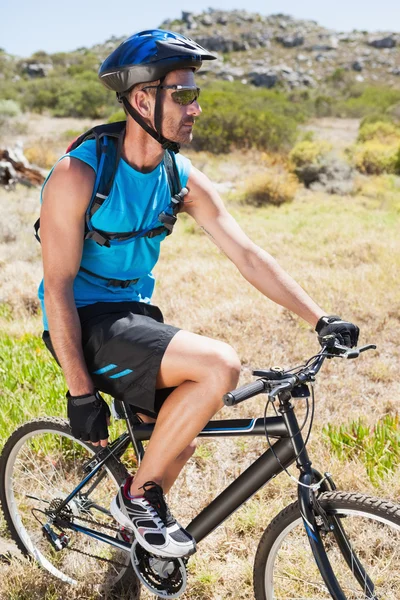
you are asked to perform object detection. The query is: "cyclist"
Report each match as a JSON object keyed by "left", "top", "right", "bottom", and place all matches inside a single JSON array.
[{"left": 38, "top": 29, "right": 359, "bottom": 559}]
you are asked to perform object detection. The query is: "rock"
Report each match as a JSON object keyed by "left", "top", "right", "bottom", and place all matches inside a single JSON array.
[
  {"left": 276, "top": 34, "right": 304, "bottom": 48},
  {"left": 22, "top": 62, "right": 53, "bottom": 78},
  {"left": 368, "top": 36, "right": 396, "bottom": 49},
  {"left": 355, "top": 74, "right": 364, "bottom": 82},
  {"left": 296, "top": 158, "right": 355, "bottom": 194},
  {"left": 181, "top": 11, "right": 196, "bottom": 29},
  {"left": 249, "top": 70, "right": 278, "bottom": 88},
  {"left": 308, "top": 44, "right": 336, "bottom": 51},
  {"left": 201, "top": 15, "right": 213, "bottom": 27},
  {"left": 193, "top": 35, "right": 248, "bottom": 53},
  {"left": 352, "top": 61, "right": 363, "bottom": 71}
]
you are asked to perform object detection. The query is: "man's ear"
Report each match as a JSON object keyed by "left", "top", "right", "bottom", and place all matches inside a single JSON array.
[{"left": 130, "top": 89, "right": 153, "bottom": 119}]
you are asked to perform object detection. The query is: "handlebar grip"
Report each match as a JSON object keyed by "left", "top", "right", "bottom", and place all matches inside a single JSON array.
[{"left": 223, "top": 379, "right": 266, "bottom": 407}]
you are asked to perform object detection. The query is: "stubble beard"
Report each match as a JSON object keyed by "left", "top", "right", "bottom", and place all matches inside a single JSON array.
[{"left": 162, "top": 114, "right": 195, "bottom": 145}]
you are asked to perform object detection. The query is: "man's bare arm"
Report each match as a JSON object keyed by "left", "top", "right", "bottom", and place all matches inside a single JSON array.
[
  {"left": 41, "top": 157, "right": 96, "bottom": 396},
  {"left": 183, "top": 166, "right": 325, "bottom": 327}
]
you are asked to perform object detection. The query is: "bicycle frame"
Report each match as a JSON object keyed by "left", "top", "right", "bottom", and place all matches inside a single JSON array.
[{"left": 51, "top": 398, "right": 373, "bottom": 600}]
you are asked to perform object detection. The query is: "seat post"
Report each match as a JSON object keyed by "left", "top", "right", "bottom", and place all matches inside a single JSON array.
[{"left": 119, "top": 401, "right": 144, "bottom": 465}]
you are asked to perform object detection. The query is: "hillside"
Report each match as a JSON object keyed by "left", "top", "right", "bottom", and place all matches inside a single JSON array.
[{"left": 1, "top": 9, "right": 399, "bottom": 94}]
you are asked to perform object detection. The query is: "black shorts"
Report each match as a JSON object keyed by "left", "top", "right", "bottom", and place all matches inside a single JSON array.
[{"left": 42, "top": 301, "right": 180, "bottom": 418}]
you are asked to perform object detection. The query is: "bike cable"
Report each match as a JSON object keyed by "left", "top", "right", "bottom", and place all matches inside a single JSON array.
[{"left": 263, "top": 384, "right": 328, "bottom": 491}]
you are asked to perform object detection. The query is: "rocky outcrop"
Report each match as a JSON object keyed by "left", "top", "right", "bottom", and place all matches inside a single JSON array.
[{"left": 21, "top": 62, "right": 53, "bottom": 78}]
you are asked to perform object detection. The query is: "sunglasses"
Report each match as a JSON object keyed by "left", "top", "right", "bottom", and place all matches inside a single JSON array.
[{"left": 142, "top": 85, "right": 201, "bottom": 106}]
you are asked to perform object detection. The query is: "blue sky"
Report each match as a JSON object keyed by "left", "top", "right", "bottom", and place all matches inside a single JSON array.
[{"left": 1, "top": 0, "right": 399, "bottom": 57}]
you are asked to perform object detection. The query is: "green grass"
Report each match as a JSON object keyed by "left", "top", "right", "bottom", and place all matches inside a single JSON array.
[
  {"left": 323, "top": 415, "right": 400, "bottom": 485},
  {"left": 0, "top": 333, "right": 65, "bottom": 449}
]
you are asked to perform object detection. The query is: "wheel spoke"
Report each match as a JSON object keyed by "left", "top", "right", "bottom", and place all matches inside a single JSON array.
[{"left": 1, "top": 421, "right": 134, "bottom": 592}]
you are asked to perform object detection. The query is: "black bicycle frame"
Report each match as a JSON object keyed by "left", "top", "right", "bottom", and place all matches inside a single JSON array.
[{"left": 52, "top": 400, "right": 374, "bottom": 600}]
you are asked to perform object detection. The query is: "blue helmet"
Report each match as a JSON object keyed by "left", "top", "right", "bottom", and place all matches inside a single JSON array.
[{"left": 99, "top": 29, "right": 216, "bottom": 94}]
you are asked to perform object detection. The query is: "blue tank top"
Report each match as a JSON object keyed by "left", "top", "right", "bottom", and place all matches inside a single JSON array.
[{"left": 38, "top": 140, "right": 191, "bottom": 330}]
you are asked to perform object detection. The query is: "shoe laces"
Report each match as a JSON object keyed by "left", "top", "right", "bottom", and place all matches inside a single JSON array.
[{"left": 140, "top": 481, "right": 176, "bottom": 527}]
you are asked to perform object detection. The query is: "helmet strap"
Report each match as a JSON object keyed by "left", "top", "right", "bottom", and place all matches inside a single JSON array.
[
  {"left": 154, "top": 76, "right": 165, "bottom": 140},
  {"left": 120, "top": 93, "right": 180, "bottom": 154}
]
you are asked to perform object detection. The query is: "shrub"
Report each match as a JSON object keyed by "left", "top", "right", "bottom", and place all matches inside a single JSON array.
[
  {"left": 336, "top": 86, "right": 400, "bottom": 118},
  {"left": 351, "top": 140, "right": 399, "bottom": 175},
  {"left": 289, "top": 140, "right": 332, "bottom": 168},
  {"left": 242, "top": 170, "right": 298, "bottom": 207},
  {"left": 289, "top": 140, "right": 354, "bottom": 192},
  {"left": 357, "top": 120, "right": 400, "bottom": 143},
  {"left": 108, "top": 109, "right": 126, "bottom": 123},
  {"left": 24, "top": 145, "right": 58, "bottom": 169},
  {"left": 191, "top": 82, "right": 306, "bottom": 154},
  {"left": 0, "top": 99, "right": 21, "bottom": 117}
]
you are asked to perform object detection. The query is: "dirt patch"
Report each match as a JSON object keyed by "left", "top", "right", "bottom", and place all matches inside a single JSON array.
[{"left": 302, "top": 117, "right": 360, "bottom": 151}]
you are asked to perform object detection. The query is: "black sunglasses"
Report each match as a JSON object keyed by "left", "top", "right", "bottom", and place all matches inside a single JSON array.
[{"left": 142, "top": 85, "right": 201, "bottom": 106}]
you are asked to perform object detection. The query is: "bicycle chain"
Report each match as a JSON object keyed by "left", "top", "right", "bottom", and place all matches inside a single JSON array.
[
  {"left": 56, "top": 513, "right": 133, "bottom": 567},
  {"left": 65, "top": 544, "right": 129, "bottom": 568}
]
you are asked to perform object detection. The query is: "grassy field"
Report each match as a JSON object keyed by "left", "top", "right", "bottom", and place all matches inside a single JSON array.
[{"left": 0, "top": 118, "right": 399, "bottom": 599}]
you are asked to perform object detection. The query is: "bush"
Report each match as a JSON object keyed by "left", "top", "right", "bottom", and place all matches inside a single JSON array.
[
  {"left": 336, "top": 86, "right": 400, "bottom": 118},
  {"left": 351, "top": 141, "right": 399, "bottom": 175},
  {"left": 108, "top": 109, "right": 126, "bottom": 123},
  {"left": 289, "top": 140, "right": 332, "bottom": 168},
  {"left": 357, "top": 120, "right": 400, "bottom": 143},
  {"left": 24, "top": 145, "right": 58, "bottom": 169},
  {"left": 0, "top": 99, "right": 21, "bottom": 117},
  {"left": 191, "top": 82, "right": 306, "bottom": 154},
  {"left": 242, "top": 170, "right": 298, "bottom": 206}
]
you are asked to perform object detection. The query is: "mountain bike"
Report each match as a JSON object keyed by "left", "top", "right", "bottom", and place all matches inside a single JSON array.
[{"left": 1, "top": 338, "right": 399, "bottom": 599}]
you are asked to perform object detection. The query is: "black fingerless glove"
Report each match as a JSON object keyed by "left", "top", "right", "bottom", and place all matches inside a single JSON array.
[
  {"left": 67, "top": 390, "right": 111, "bottom": 444},
  {"left": 315, "top": 315, "right": 360, "bottom": 348}
]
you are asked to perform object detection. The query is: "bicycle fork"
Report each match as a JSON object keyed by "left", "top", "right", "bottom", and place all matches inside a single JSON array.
[{"left": 279, "top": 392, "right": 378, "bottom": 600}]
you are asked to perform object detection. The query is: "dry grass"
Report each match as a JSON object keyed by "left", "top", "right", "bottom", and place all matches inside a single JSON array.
[
  {"left": 0, "top": 124, "right": 400, "bottom": 599},
  {"left": 240, "top": 170, "right": 299, "bottom": 207}
]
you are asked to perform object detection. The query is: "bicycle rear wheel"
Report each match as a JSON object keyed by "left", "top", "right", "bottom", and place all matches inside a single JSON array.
[
  {"left": 254, "top": 490, "right": 400, "bottom": 600},
  {"left": 0, "top": 417, "right": 140, "bottom": 598}
]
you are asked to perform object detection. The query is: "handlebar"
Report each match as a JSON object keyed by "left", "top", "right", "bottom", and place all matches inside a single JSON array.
[{"left": 223, "top": 341, "right": 376, "bottom": 408}]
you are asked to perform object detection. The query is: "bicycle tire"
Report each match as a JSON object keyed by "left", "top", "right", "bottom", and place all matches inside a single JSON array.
[
  {"left": 0, "top": 417, "right": 141, "bottom": 599},
  {"left": 254, "top": 490, "right": 400, "bottom": 600}
]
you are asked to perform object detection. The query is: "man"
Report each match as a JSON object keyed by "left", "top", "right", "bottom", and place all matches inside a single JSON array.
[{"left": 38, "top": 30, "right": 359, "bottom": 559}]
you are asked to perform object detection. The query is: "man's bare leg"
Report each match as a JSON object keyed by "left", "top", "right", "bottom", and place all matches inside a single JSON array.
[
  {"left": 129, "top": 330, "right": 240, "bottom": 496},
  {"left": 137, "top": 413, "right": 197, "bottom": 494}
]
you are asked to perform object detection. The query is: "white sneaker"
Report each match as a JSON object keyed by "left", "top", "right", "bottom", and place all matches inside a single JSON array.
[{"left": 110, "top": 478, "right": 196, "bottom": 558}]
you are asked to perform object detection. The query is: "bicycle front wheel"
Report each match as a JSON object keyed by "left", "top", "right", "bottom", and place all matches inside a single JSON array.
[
  {"left": 254, "top": 491, "right": 400, "bottom": 600},
  {"left": 0, "top": 417, "right": 140, "bottom": 598}
]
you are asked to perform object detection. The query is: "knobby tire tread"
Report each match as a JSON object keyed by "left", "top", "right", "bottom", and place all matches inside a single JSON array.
[{"left": 253, "top": 490, "right": 400, "bottom": 600}]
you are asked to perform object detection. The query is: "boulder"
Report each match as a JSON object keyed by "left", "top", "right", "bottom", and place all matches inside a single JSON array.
[
  {"left": 22, "top": 62, "right": 53, "bottom": 78},
  {"left": 368, "top": 36, "right": 396, "bottom": 49},
  {"left": 249, "top": 70, "right": 278, "bottom": 88},
  {"left": 352, "top": 61, "right": 363, "bottom": 71},
  {"left": 276, "top": 34, "right": 304, "bottom": 48}
]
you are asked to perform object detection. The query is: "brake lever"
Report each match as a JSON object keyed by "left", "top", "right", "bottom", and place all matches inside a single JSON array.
[
  {"left": 268, "top": 378, "right": 296, "bottom": 400},
  {"left": 346, "top": 344, "right": 377, "bottom": 359}
]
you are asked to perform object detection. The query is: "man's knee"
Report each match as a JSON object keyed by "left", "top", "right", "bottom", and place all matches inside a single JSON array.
[{"left": 208, "top": 342, "right": 241, "bottom": 391}]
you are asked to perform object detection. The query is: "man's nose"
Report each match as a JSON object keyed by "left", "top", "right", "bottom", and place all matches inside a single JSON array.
[{"left": 188, "top": 100, "right": 202, "bottom": 116}]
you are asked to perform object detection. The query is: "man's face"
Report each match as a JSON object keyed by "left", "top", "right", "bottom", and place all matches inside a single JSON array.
[{"left": 157, "top": 69, "right": 202, "bottom": 145}]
